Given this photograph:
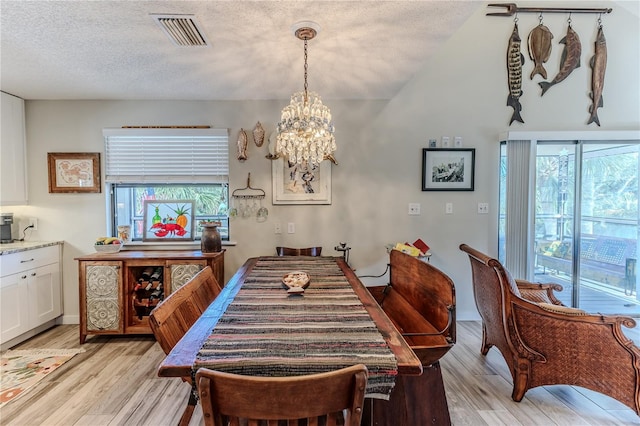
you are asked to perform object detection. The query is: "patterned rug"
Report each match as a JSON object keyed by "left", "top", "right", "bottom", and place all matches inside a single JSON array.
[{"left": 0, "top": 348, "right": 84, "bottom": 406}]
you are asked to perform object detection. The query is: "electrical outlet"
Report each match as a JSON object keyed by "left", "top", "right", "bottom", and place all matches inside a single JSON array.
[
  {"left": 274, "top": 223, "right": 282, "bottom": 234},
  {"left": 478, "top": 203, "right": 489, "bottom": 214},
  {"left": 445, "top": 202, "right": 453, "bottom": 214},
  {"left": 408, "top": 203, "right": 421, "bottom": 215},
  {"left": 441, "top": 136, "right": 450, "bottom": 148},
  {"left": 454, "top": 136, "right": 463, "bottom": 147},
  {"left": 287, "top": 222, "right": 295, "bottom": 234},
  {"left": 28, "top": 217, "right": 38, "bottom": 230}
]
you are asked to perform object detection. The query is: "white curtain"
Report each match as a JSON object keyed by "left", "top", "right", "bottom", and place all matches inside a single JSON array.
[{"left": 504, "top": 139, "right": 534, "bottom": 279}]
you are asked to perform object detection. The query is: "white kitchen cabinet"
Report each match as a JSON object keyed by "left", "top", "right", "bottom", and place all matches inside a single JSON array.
[
  {"left": 1, "top": 91, "right": 28, "bottom": 205},
  {"left": 0, "top": 244, "right": 62, "bottom": 347}
]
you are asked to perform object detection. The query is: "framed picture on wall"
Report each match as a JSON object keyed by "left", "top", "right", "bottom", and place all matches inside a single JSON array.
[
  {"left": 421, "top": 148, "right": 475, "bottom": 191},
  {"left": 272, "top": 157, "right": 331, "bottom": 204},
  {"left": 142, "top": 200, "right": 195, "bottom": 241},
  {"left": 47, "top": 152, "right": 101, "bottom": 193}
]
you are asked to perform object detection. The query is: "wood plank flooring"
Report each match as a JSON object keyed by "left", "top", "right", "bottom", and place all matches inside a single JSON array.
[{"left": 1, "top": 322, "right": 638, "bottom": 425}]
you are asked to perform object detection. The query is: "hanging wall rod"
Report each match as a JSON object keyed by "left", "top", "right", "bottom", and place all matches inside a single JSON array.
[{"left": 487, "top": 3, "right": 612, "bottom": 17}]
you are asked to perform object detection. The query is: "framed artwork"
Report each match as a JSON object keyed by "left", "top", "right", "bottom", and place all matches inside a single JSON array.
[
  {"left": 143, "top": 200, "right": 195, "bottom": 241},
  {"left": 422, "top": 148, "right": 475, "bottom": 191},
  {"left": 47, "top": 152, "right": 101, "bottom": 193},
  {"left": 272, "top": 158, "right": 331, "bottom": 204}
]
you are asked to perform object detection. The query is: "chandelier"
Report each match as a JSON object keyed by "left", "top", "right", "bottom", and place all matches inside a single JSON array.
[{"left": 276, "top": 22, "right": 336, "bottom": 167}]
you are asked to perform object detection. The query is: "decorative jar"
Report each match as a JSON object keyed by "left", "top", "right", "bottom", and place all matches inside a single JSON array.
[{"left": 201, "top": 222, "right": 222, "bottom": 253}]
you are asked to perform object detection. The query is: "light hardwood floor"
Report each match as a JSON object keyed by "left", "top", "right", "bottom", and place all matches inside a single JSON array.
[{"left": 1, "top": 321, "right": 638, "bottom": 425}]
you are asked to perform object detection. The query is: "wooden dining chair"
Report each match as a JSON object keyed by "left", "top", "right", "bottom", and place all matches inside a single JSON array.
[
  {"left": 275, "top": 246, "right": 322, "bottom": 256},
  {"left": 196, "top": 364, "right": 368, "bottom": 426},
  {"left": 149, "top": 266, "right": 222, "bottom": 426}
]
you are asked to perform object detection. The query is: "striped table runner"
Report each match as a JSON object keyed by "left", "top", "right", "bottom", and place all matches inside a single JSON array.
[{"left": 193, "top": 256, "right": 398, "bottom": 399}]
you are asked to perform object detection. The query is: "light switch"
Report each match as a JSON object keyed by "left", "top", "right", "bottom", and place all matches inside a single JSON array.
[
  {"left": 445, "top": 202, "right": 453, "bottom": 214},
  {"left": 287, "top": 222, "right": 295, "bottom": 234}
]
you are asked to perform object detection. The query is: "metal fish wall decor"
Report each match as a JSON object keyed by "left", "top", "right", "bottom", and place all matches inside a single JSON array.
[
  {"left": 527, "top": 24, "right": 553, "bottom": 79},
  {"left": 237, "top": 128, "right": 248, "bottom": 161},
  {"left": 539, "top": 26, "right": 582, "bottom": 96},
  {"left": 506, "top": 22, "right": 525, "bottom": 125},
  {"left": 587, "top": 26, "right": 607, "bottom": 126}
]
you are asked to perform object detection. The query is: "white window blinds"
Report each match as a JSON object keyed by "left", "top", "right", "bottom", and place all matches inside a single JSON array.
[{"left": 103, "top": 128, "right": 229, "bottom": 184}]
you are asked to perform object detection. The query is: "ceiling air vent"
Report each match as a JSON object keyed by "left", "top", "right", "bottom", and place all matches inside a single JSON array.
[{"left": 151, "top": 14, "right": 209, "bottom": 47}]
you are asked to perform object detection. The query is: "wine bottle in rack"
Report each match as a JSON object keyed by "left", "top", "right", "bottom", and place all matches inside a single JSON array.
[
  {"left": 150, "top": 267, "right": 163, "bottom": 282},
  {"left": 138, "top": 266, "right": 154, "bottom": 283},
  {"left": 149, "top": 283, "right": 163, "bottom": 301}
]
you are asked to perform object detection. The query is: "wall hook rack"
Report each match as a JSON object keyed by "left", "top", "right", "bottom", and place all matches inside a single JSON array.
[
  {"left": 231, "top": 173, "right": 265, "bottom": 200},
  {"left": 487, "top": 3, "right": 612, "bottom": 17}
]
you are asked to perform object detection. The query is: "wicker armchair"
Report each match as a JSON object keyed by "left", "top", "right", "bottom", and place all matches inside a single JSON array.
[{"left": 460, "top": 244, "right": 640, "bottom": 415}]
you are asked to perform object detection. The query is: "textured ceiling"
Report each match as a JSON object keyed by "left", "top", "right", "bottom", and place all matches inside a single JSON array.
[{"left": 0, "top": 1, "right": 481, "bottom": 101}]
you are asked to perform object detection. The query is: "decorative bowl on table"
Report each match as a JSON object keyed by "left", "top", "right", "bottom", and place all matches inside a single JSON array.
[{"left": 282, "top": 271, "right": 310, "bottom": 294}]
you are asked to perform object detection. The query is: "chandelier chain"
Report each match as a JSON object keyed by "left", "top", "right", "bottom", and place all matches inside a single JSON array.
[{"left": 303, "top": 38, "right": 309, "bottom": 104}]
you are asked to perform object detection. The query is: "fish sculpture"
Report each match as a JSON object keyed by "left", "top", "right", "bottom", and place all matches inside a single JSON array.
[
  {"left": 528, "top": 24, "right": 553, "bottom": 79},
  {"left": 237, "top": 128, "right": 248, "bottom": 161},
  {"left": 539, "top": 26, "right": 581, "bottom": 96},
  {"left": 506, "top": 23, "right": 525, "bottom": 125},
  {"left": 252, "top": 121, "right": 265, "bottom": 147},
  {"left": 587, "top": 26, "right": 607, "bottom": 126}
]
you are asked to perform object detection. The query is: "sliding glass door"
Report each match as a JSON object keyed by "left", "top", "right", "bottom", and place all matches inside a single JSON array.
[
  {"left": 534, "top": 143, "right": 576, "bottom": 307},
  {"left": 500, "top": 137, "right": 640, "bottom": 317},
  {"left": 577, "top": 143, "right": 639, "bottom": 314}
]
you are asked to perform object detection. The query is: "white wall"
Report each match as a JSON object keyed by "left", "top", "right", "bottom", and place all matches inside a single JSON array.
[{"left": 7, "top": 1, "right": 639, "bottom": 323}]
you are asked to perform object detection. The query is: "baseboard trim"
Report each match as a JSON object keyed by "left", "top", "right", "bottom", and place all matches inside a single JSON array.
[{"left": 61, "top": 314, "right": 80, "bottom": 325}]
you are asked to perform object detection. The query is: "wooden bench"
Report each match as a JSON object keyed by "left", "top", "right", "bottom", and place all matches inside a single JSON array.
[
  {"left": 365, "top": 250, "right": 456, "bottom": 425},
  {"left": 150, "top": 266, "right": 222, "bottom": 426}
]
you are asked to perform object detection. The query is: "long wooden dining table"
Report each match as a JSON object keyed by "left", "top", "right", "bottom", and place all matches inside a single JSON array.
[{"left": 157, "top": 256, "right": 423, "bottom": 423}]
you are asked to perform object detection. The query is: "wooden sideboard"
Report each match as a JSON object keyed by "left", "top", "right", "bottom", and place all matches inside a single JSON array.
[{"left": 76, "top": 250, "right": 224, "bottom": 343}]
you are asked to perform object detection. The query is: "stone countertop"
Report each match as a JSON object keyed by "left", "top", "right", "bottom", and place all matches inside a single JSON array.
[{"left": 0, "top": 241, "right": 63, "bottom": 255}]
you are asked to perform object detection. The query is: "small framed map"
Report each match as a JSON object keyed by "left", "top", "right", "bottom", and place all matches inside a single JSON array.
[{"left": 47, "top": 152, "right": 101, "bottom": 193}]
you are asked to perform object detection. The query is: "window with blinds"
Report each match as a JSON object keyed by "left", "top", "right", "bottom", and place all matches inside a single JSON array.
[
  {"left": 103, "top": 128, "right": 229, "bottom": 183},
  {"left": 103, "top": 128, "right": 230, "bottom": 241}
]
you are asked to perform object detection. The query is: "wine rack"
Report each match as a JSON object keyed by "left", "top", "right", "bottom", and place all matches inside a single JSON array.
[{"left": 131, "top": 266, "right": 165, "bottom": 320}]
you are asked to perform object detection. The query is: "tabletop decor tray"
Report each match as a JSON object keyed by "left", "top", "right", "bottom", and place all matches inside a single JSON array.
[{"left": 282, "top": 271, "right": 310, "bottom": 294}]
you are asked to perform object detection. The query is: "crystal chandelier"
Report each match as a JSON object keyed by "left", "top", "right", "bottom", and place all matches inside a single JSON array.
[{"left": 276, "top": 22, "right": 336, "bottom": 167}]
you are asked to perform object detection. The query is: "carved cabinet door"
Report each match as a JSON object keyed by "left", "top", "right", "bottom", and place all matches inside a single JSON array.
[
  {"left": 167, "top": 260, "right": 207, "bottom": 293},
  {"left": 82, "top": 261, "right": 123, "bottom": 334}
]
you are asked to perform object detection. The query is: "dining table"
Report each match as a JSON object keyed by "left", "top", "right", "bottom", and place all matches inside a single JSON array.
[{"left": 157, "top": 255, "right": 423, "bottom": 423}]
